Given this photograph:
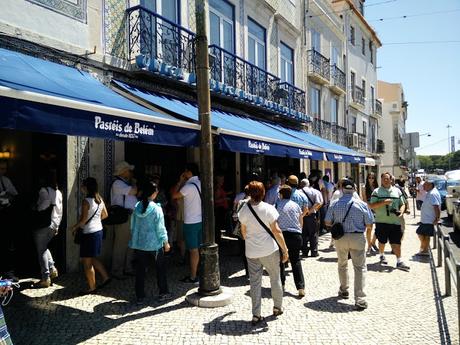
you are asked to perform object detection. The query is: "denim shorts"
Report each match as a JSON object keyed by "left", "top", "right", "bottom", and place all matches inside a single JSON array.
[
  {"left": 80, "top": 230, "right": 103, "bottom": 258},
  {"left": 183, "top": 222, "right": 202, "bottom": 250}
]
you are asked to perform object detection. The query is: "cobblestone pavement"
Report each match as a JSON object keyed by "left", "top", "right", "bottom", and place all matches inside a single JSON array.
[{"left": 4, "top": 212, "right": 459, "bottom": 345}]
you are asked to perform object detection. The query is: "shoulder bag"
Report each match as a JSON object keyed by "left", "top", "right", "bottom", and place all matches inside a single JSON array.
[
  {"left": 330, "top": 202, "right": 353, "bottom": 240},
  {"left": 231, "top": 200, "right": 247, "bottom": 238},
  {"left": 247, "top": 203, "right": 283, "bottom": 261},
  {"left": 104, "top": 178, "right": 131, "bottom": 225},
  {"left": 74, "top": 203, "right": 100, "bottom": 244}
]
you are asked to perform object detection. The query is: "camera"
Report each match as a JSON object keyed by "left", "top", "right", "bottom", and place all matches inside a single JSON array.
[{"left": 389, "top": 209, "right": 401, "bottom": 216}]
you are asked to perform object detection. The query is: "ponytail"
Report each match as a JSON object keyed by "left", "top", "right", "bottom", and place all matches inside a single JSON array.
[{"left": 139, "top": 181, "right": 158, "bottom": 214}]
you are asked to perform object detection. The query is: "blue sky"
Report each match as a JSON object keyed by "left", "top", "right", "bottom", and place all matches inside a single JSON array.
[{"left": 365, "top": 0, "right": 460, "bottom": 156}]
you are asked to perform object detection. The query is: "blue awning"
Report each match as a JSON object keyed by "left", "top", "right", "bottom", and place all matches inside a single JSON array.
[
  {"left": 0, "top": 48, "right": 199, "bottom": 147},
  {"left": 112, "top": 80, "right": 325, "bottom": 160},
  {"left": 265, "top": 123, "right": 365, "bottom": 163}
]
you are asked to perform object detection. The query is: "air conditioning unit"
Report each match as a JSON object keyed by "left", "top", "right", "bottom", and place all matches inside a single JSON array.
[{"left": 348, "top": 133, "right": 359, "bottom": 148}]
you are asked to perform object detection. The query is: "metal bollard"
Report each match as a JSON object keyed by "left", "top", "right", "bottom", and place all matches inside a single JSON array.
[{"left": 445, "top": 237, "right": 452, "bottom": 296}]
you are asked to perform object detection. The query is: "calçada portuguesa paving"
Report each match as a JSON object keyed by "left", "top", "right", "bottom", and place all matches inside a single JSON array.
[{"left": 4, "top": 213, "right": 459, "bottom": 345}]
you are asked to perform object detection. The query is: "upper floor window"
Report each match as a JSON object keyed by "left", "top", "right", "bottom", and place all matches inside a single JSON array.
[
  {"left": 359, "top": 1, "right": 364, "bottom": 16},
  {"left": 369, "top": 41, "right": 374, "bottom": 64},
  {"left": 311, "top": 29, "right": 321, "bottom": 53},
  {"left": 280, "top": 42, "right": 294, "bottom": 84},
  {"left": 350, "top": 26, "right": 355, "bottom": 46},
  {"left": 350, "top": 71, "right": 356, "bottom": 88},
  {"left": 361, "top": 37, "right": 366, "bottom": 55},
  {"left": 351, "top": 116, "right": 357, "bottom": 133},
  {"left": 310, "top": 86, "right": 321, "bottom": 118},
  {"left": 331, "top": 97, "right": 338, "bottom": 123},
  {"left": 331, "top": 46, "right": 340, "bottom": 67},
  {"left": 141, "top": 0, "right": 178, "bottom": 22},
  {"left": 209, "top": 0, "right": 235, "bottom": 52},
  {"left": 248, "top": 18, "right": 266, "bottom": 69},
  {"left": 362, "top": 79, "right": 366, "bottom": 98},
  {"left": 362, "top": 120, "right": 367, "bottom": 136},
  {"left": 370, "top": 85, "right": 375, "bottom": 112}
]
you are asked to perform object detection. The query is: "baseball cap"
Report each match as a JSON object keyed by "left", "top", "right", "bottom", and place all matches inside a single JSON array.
[{"left": 342, "top": 179, "right": 355, "bottom": 190}]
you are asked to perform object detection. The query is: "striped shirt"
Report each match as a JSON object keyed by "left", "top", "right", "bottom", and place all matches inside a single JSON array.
[
  {"left": 325, "top": 193, "right": 374, "bottom": 233},
  {"left": 276, "top": 199, "right": 302, "bottom": 234}
]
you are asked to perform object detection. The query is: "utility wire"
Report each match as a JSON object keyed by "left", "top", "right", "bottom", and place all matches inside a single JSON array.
[
  {"left": 369, "top": 8, "right": 460, "bottom": 22},
  {"left": 364, "top": 0, "right": 398, "bottom": 7}
]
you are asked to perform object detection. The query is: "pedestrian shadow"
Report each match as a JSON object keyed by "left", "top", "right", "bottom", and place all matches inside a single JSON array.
[
  {"left": 366, "top": 262, "right": 395, "bottom": 273},
  {"left": 305, "top": 296, "right": 356, "bottom": 313},
  {"left": 223, "top": 274, "right": 250, "bottom": 288},
  {"left": 410, "top": 254, "right": 431, "bottom": 263},
  {"left": 316, "top": 257, "right": 337, "bottom": 263},
  {"left": 244, "top": 286, "right": 277, "bottom": 299},
  {"left": 202, "top": 311, "right": 270, "bottom": 336}
]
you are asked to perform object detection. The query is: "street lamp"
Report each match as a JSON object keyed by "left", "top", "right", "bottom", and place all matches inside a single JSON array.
[{"left": 420, "top": 132, "right": 431, "bottom": 137}]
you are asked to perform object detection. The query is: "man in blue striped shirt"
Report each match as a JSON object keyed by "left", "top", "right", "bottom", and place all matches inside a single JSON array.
[{"left": 325, "top": 179, "right": 374, "bottom": 310}]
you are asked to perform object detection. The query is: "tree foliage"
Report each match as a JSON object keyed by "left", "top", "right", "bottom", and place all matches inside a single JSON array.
[{"left": 418, "top": 150, "right": 460, "bottom": 171}]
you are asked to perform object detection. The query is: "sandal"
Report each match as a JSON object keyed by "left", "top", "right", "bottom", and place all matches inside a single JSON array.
[
  {"left": 273, "top": 307, "right": 284, "bottom": 316},
  {"left": 251, "top": 315, "right": 264, "bottom": 326}
]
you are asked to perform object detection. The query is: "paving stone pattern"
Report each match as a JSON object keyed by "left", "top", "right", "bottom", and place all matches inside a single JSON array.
[{"left": 4, "top": 213, "right": 459, "bottom": 345}]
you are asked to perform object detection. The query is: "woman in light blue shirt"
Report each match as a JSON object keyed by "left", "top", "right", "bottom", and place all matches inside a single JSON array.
[
  {"left": 276, "top": 185, "right": 305, "bottom": 298},
  {"left": 130, "top": 181, "right": 171, "bottom": 304}
]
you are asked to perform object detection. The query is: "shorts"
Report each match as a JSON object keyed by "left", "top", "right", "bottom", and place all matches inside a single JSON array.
[
  {"left": 80, "top": 230, "right": 103, "bottom": 257},
  {"left": 416, "top": 223, "right": 435, "bottom": 237},
  {"left": 416, "top": 200, "right": 423, "bottom": 211},
  {"left": 183, "top": 222, "right": 202, "bottom": 250},
  {"left": 375, "top": 223, "right": 403, "bottom": 245}
]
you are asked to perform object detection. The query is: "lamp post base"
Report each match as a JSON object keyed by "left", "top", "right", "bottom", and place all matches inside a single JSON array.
[{"left": 198, "top": 243, "right": 221, "bottom": 295}]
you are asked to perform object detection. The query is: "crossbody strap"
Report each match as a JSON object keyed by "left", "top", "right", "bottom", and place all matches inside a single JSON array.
[
  {"left": 341, "top": 202, "right": 354, "bottom": 223},
  {"left": 191, "top": 182, "right": 202, "bottom": 200},
  {"left": 247, "top": 203, "right": 280, "bottom": 249},
  {"left": 85, "top": 202, "right": 100, "bottom": 226},
  {"left": 301, "top": 188, "right": 315, "bottom": 207}
]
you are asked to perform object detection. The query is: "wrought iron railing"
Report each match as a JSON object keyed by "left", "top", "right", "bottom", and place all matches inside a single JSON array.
[
  {"left": 209, "top": 44, "right": 280, "bottom": 102},
  {"left": 331, "top": 123, "right": 347, "bottom": 146},
  {"left": 358, "top": 132, "right": 367, "bottom": 151},
  {"left": 307, "top": 50, "right": 330, "bottom": 80},
  {"left": 277, "top": 82, "right": 306, "bottom": 116},
  {"left": 311, "top": 118, "right": 332, "bottom": 139},
  {"left": 376, "top": 99, "right": 382, "bottom": 115},
  {"left": 352, "top": 85, "right": 365, "bottom": 106},
  {"left": 330, "top": 65, "right": 346, "bottom": 91},
  {"left": 209, "top": 44, "right": 306, "bottom": 116},
  {"left": 126, "top": 5, "right": 196, "bottom": 74}
]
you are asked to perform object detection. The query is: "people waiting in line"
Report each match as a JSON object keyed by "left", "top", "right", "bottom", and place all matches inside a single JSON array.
[
  {"left": 299, "top": 178, "right": 323, "bottom": 258},
  {"left": 32, "top": 170, "right": 63, "bottom": 288},
  {"left": 130, "top": 181, "right": 171, "bottom": 305},
  {"left": 172, "top": 163, "right": 202, "bottom": 284},
  {"left": 214, "top": 174, "right": 231, "bottom": 243},
  {"left": 0, "top": 159, "right": 19, "bottom": 282},
  {"left": 276, "top": 185, "right": 305, "bottom": 298},
  {"left": 0, "top": 284, "right": 13, "bottom": 345},
  {"left": 369, "top": 172, "right": 410, "bottom": 271},
  {"left": 362, "top": 172, "right": 379, "bottom": 254},
  {"left": 325, "top": 179, "right": 374, "bottom": 310},
  {"left": 416, "top": 179, "right": 441, "bottom": 256},
  {"left": 264, "top": 176, "right": 280, "bottom": 206},
  {"left": 232, "top": 184, "right": 250, "bottom": 278},
  {"left": 71, "top": 177, "right": 111, "bottom": 295},
  {"left": 110, "top": 161, "right": 138, "bottom": 279},
  {"left": 238, "top": 181, "right": 289, "bottom": 325}
]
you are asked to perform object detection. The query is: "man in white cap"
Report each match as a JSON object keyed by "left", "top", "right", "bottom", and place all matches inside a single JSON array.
[
  {"left": 110, "top": 161, "right": 137, "bottom": 279},
  {"left": 416, "top": 179, "right": 441, "bottom": 255}
]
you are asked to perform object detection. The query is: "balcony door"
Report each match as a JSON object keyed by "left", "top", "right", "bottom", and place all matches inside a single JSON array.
[
  {"left": 140, "top": 0, "right": 179, "bottom": 65},
  {"left": 209, "top": 0, "right": 235, "bottom": 85},
  {"left": 280, "top": 42, "right": 294, "bottom": 84},
  {"left": 247, "top": 17, "right": 266, "bottom": 97}
]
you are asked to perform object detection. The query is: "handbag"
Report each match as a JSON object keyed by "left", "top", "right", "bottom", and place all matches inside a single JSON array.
[
  {"left": 74, "top": 203, "right": 100, "bottom": 244},
  {"left": 247, "top": 203, "right": 284, "bottom": 261},
  {"left": 103, "top": 178, "right": 131, "bottom": 225},
  {"left": 330, "top": 202, "right": 353, "bottom": 240},
  {"left": 32, "top": 188, "right": 55, "bottom": 229}
]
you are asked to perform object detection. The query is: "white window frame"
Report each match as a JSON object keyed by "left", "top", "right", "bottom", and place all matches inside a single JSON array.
[
  {"left": 311, "top": 29, "right": 321, "bottom": 53},
  {"left": 310, "top": 86, "right": 321, "bottom": 118},
  {"left": 330, "top": 97, "right": 339, "bottom": 124},
  {"left": 280, "top": 42, "right": 294, "bottom": 84},
  {"left": 209, "top": 0, "right": 235, "bottom": 53},
  {"left": 247, "top": 17, "right": 266, "bottom": 69}
]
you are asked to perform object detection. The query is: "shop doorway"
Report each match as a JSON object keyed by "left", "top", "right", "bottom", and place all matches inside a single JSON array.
[{"left": 0, "top": 129, "right": 67, "bottom": 277}]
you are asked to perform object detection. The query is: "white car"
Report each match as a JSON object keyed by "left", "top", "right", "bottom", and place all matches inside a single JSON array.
[{"left": 446, "top": 181, "right": 460, "bottom": 218}]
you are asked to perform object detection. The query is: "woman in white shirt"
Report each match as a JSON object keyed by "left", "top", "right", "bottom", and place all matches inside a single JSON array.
[
  {"left": 71, "top": 177, "right": 110, "bottom": 294},
  {"left": 238, "top": 181, "right": 289, "bottom": 326},
  {"left": 32, "top": 171, "right": 63, "bottom": 288}
]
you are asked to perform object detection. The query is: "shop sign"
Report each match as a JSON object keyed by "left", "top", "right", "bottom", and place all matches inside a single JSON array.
[{"left": 94, "top": 115, "right": 154, "bottom": 140}]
